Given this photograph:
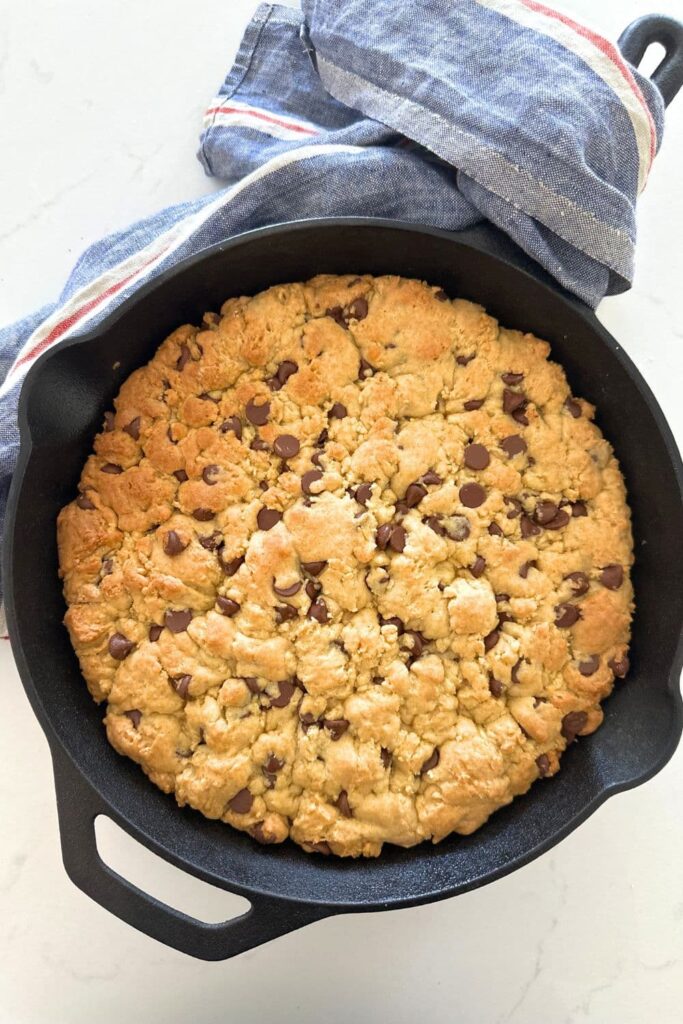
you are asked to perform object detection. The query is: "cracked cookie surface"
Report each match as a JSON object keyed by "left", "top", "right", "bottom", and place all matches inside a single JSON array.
[{"left": 58, "top": 274, "right": 633, "bottom": 857}]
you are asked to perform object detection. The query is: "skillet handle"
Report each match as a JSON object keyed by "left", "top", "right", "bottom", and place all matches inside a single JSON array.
[
  {"left": 619, "top": 14, "right": 683, "bottom": 107},
  {"left": 51, "top": 747, "right": 328, "bottom": 960}
]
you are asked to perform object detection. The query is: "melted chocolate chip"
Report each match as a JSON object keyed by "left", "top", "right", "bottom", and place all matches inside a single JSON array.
[
  {"left": 519, "top": 560, "right": 537, "bottom": 579},
  {"left": 275, "top": 604, "right": 298, "bottom": 624},
  {"left": 565, "top": 397, "right": 582, "bottom": 419},
  {"left": 444, "top": 515, "right": 470, "bottom": 541},
  {"left": 329, "top": 402, "right": 347, "bottom": 419},
  {"left": 101, "top": 559, "right": 113, "bottom": 577},
  {"left": 265, "top": 755, "right": 284, "bottom": 775},
  {"left": 420, "top": 749, "right": 440, "bottom": 775},
  {"left": 192, "top": 508, "right": 214, "bottom": 521},
  {"left": 176, "top": 344, "right": 191, "bottom": 370},
  {"left": 324, "top": 718, "right": 349, "bottom": 740},
  {"left": 511, "top": 659, "right": 523, "bottom": 684},
  {"left": 381, "top": 748, "right": 392, "bottom": 769},
  {"left": 76, "top": 494, "right": 95, "bottom": 510},
  {"left": 379, "top": 615, "right": 405, "bottom": 635},
  {"left": 578, "top": 655, "right": 600, "bottom": 676},
  {"left": 354, "top": 483, "right": 373, "bottom": 506},
  {"left": 488, "top": 522, "right": 504, "bottom": 537},
  {"left": 103, "top": 411, "right": 115, "bottom": 432},
  {"left": 257, "top": 508, "right": 282, "bottom": 531},
  {"left": 376, "top": 523, "right": 394, "bottom": 549},
  {"left": 405, "top": 482, "right": 428, "bottom": 508},
  {"left": 125, "top": 709, "right": 142, "bottom": 729},
  {"left": 389, "top": 525, "right": 406, "bottom": 552},
  {"left": 535, "top": 501, "right": 559, "bottom": 525},
  {"left": 173, "top": 469, "right": 189, "bottom": 483},
  {"left": 302, "top": 560, "right": 327, "bottom": 576},
  {"left": 464, "top": 443, "right": 490, "bottom": 470},
  {"left": 561, "top": 710, "right": 588, "bottom": 742},
  {"left": 101, "top": 463, "right": 123, "bottom": 474},
  {"left": 299, "top": 711, "right": 318, "bottom": 732},
  {"left": 108, "top": 633, "right": 135, "bottom": 660},
  {"left": 123, "top": 416, "right": 141, "bottom": 440},
  {"left": 305, "top": 581, "right": 321, "bottom": 601},
  {"left": 404, "top": 630, "right": 424, "bottom": 661},
  {"left": 273, "top": 434, "right": 300, "bottom": 460},
  {"left": 600, "top": 564, "right": 624, "bottom": 590},
  {"left": 464, "top": 398, "right": 485, "bottom": 411},
  {"left": 163, "top": 530, "right": 187, "bottom": 556},
  {"left": 269, "top": 679, "right": 296, "bottom": 708},
  {"left": 434, "top": 289, "right": 449, "bottom": 301},
  {"left": 301, "top": 469, "right": 323, "bottom": 495},
  {"left": 250, "top": 438, "right": 270, "bottom": 452},
  {"left": 273, "top": 579, "right": 302, "bottom": 598},
  {"left": 471, "top": 555, "right": 486, "bottom": 578},
  {"left": 489, "top": 676, "right": 503, "bottom": 698},
  {"left": 217, "top": 596, "right": 240, "bottom": 617},
  {"left": 308, "top": 842, "right": 331, "bottom": 855},
  {"left": 536, "top": 753, "right": 551, "bottom": 777},
  {"left": 198, "top": 531, "right": 222, "bottom": 551},
  {"left": 245, "top": 398, "right": 270, "bottom": 425},
  {"left": 308, "top": 597, "right": 329, "bottom": 623},
  {"left": 543, "top": 509, "right": 570, "bottom": 530},
  {"left": 202, "top": 465, "right": 219, "bottom": 486},
  {"left": 164, "top": 608, "right": 192, "bottom": 633},
  {"left": 459, "top": 482, "right": 486, "bottom": 508},
  {"left": 336, "top": 790, "right": 352, "bottom": 817},
  {"left": 571, "top": 501, "right": 588, "bottom": 518},
  {"left": 555, "top": 603, "right": 580, "bottom": 628},
  {"left": 228, "top": 788, "right": 253, "bottom": 814},
  {"left": 505, "top": 497, "right": 523, "bottom": 519},
  {"left": 244, "top": 677, "right": 261, "bottom": 694},
  {"left": 249, "top": 823, "right": 276, "bottom": 845},
  {"left": 500, "top": 434, "right": 527, "bottom": 457},
  {"left": 277, "top": 360, "right": 298, "bottom": 386},
  {"left": 520, "top": 515, "right": 541, "bottom": 538},
  {"left": 503, "top": 389, "right": 526, "bottom": 415},
  {"left": 565, "top": 571, "right": 590, "bottom": 596},
  {"left": 424, "top": 515, "right": 447, "bottom": 537},
  {"left": 502, "top": 372, "right": 524, "bottom": 385},
  {"left": 358, "top": 356, "right": 375, "bottom": 379},
  {"left": 456, "top": 353, "right": 475, "bottom": 366},
  {"left": 148, "top": 624, "right": 163, "bottom": 642},
  {"left": 609, "top": 654, "right": 630, "bottom": 678},
  {"left": 172, "top": 674, "right": 192, "bottom": 699},
  {"left": 348, "top": 297, "right": 368, "bottom": 320},
  {"left": 221, "top": 554, "right": 244, "bottom": 576},
  {"left": 483, "top": 629, "right": 500, "bottom": 652},
  {"left": 326, "top": 305, "right": 347, "bottom": 327},
  {"left": 220, "top": 416, "right": 242, "bottom": 439},
  {"left": 421, "top": 469, "right": 442, "bottom": 486}
]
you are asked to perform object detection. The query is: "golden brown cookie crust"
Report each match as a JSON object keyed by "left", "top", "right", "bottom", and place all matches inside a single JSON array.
[{"left": 57, "top": 275, "right": 633, "bottom": 857}]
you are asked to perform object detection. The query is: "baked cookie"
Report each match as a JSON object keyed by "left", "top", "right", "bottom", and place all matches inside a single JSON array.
[{"left": 57, "top": 275, "right": 633, "bottom": 857}]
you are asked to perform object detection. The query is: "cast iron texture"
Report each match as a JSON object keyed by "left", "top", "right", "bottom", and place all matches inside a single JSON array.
[{"left": 4, "top": 16, "right": 683, "bottom": 961}]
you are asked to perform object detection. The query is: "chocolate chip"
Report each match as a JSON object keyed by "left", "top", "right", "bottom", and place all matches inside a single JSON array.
[
  {"left": 76, "top": 494, "right": 95, "bottom": 510},
  {"left": 401, "top": 482, "right": 427, "bottom": 510},
  {"left": 198, "top": 531, "right": 221, "bottom": 551},
  {"left": 315, "top": 429, "right": 329, "bottom": 448},
  {"left": 336, "top": 790, "right": 352, "bottom": 817},
  {"left": 434, "top": 289, "right": 449, "bottom": 301},
  {"left": 244, "top": 677, "right": 261, "bottom": 694},
  {"left": 394, "top": 500, "right": 410, "bottom": 517},
  {"left": 202, "top": 465, "right": 219, "bottom": 486},
  {"left": 536, "top": 753, "right": 551, "bottom": 777},
  {"left": 489, "top": 676, "right": 503, "bottom": 698},
  {"left": 543, "top": 510, "right": 570, "bottom": 530},
  {"left": 171, "top": 674, "right": 192, "bottom": 699},
  {"left": 101, "top": 462, "right": 123, "bottom": 474},
  {"left": 521, "top": 515, "right": 541, "bottom": 538},
  {"left": 488, "top": 522, "right": 504, "bottom": 537},
  {"left": 199, "top": 391, "right": 219, "bottom": 403},
  {"left": 329, "top": 402, "right": 347, "bottom": 419},
  {"left": 376, "top": 523, "right": 394, "bottom": 549},
  {"left": 277, "top": 360, "right": 298, "bottom": 386},
  {"left": 512, "top": 404, "right": 529, "bottom": 426},
  {"left": 176, "top": 344, "right": 191, "bottom": 370},
  {"left": 125, "top": 709, "right": 142, "bottom": 729},
  {"left": 500, "top": 434, "right": 527, "bottom": 457},
  {"left": 503, "top": 389, "right": 526, "bottom": 415},
  {"left": 101, "top": 559, "right": 113, "bottom": 577},
  {"left": 273, "top": 434, "right": 300, "bottom": 460},
  {"left": 326, "top": 306, "right": 347, "bottom": 327},
  {"left": 535, "top": 501, "right": 559, "bottom": 525},
  {"left": 308, "top": 842, "right": 331, "bottom": 855},
  {"left": 217, "top": 596, "right": 240, "bottom": 617},
  {"left": 381, "top": 748, "right": 392, "bottom": 769},
  {"left": 502, "top": 372, "right": 524, "bottom": 385},
  {"left": 600, "top": 564, "right": 624, "bottom": 590},
  {"left": 275, "top": 604, "right": 298, "bottom": 624},
  {"left": 349, "top": 297, "right": 368, "bottom": 320},
  {"left": 148, "top": 624, "right": 163, "bottom": 642},
  {"left": 264, "top": 755, "right": 284, "bottom": 776},
  {"left": 221, "top": 553, "right": 244, "bottom": 576},
  {"left": 565, "top": 397, "right": 581, "bottom": 418},
  {"left": 164, "top": 608, "right": 192, "bottom": 633},
  {"left": 308, "top": 597, "right": 329, "bottom": 623},
  {"left": 495, "top": 593, "right": 510, "bottom": 603},
  {"left": 511, "top": 659, "right": 523, "bottom": 684},
  {"left": 379, "top": 615, "right": 405, "bottom": 635},
  {"left": 123, "top": 416, "right": 141, "bottom": 440},
  {"left": 471, "top": 555, "right": 486, "bottom": 578},
  {"left": 505, "top": 497, "right": 523, "bottom": 519},
  {"left": 324, "top": 718, "right": 349, "bottom": 740},
  {"left": 571, "top": 501, "right": 588, "bottom": 518},
  {"left": 483, "top": 629, "right": 500, "bottom": 652},
  {"left": 301, "top": 470, "right": 323, "bottom": 496},
  {"left": 167, "top": 426, "right": 177, "bottom": 444},
  {"left": 565, "top": 571, "right": 589, "bottom": 596},
  {"left": 459, "top": 482, "right": 486, "bottom": 508},
  {"left": 464, "top": 443, "right": 490, "bottom": 470},
  {"left": 609, "top": 654, "right": 630, "bottom": 678},
  {"left": 228, "top": 788, "right": 253, "bottom": 814},
  {"left": 108, "top": 633, "right": 135, "bottom": 660},
  {"left": 578, "top": 655, "right": 600, "bottom": 676},
  {"left": 103, "top": 411, "right": 115, "bottom": 432},
  {"left": 358, "top": 357, "right": 375, "bottom": 379},
  {"left": 193, "top": 508, "right": 214, "bottom": 521},
  {"left": 269, "top": 679, "right": 296, "bottom": 708},
  {"left": 301, "top": 560, "right": 327, "bottom": 577},
  {"left": 555, "top": 603, "right": 580, "bottom": 628},
  {"left": 220, "top": 416, "right": 242, "bottom": 439},
  {"left": 173, "top": 469, "right": 189, "bottom": 483},
  {"left": 404, "top": 630, "right": 424, "bottom": 661},
  {"left": 456, "top": 353, "right": 475, "bottom": 365},
  {"left": 561, "top": 710, "right": 588, "bottom": 742},
  {"left": 250, "top": 438, "right": 270, "bottom": 452},
  {"left": 420, "top": 749, "right": 439, "bottom": 774},
  {"left": 464, "top": 398, "right": 484, "bottom": 411},
  {"left": 424, "top": 515, "right": 447, "bottom": 537},
  {"left": 245, "top": 398, "right": 270, "bottom": 425},
  {"left": 519, "top": 560, "right": 537, "bottom": 579},
  {"left": 444, "top": 515, "right": 470, "bottom": 541},
  {"left": 257, "top": 508, "right": 282, "bottom": 531},
  {"left": 421, "top": 469, "right": 442, "bottom": 486},
  {"left": 354, "top": 483, "right": 373, "bottom": 505},
  {"left": 389, "top": 525, "right": 406, "bottom": 552},
  {"left": 299, "top": 711, "right": 318, "bottom": 732},
  {"left": 163, "top": 530, "right": 187, "bottom": 556},
  {"left": 249, "top": 823, "right": 276, "bottom": 845}
]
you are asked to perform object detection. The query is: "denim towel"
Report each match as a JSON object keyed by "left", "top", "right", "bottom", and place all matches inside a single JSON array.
[{"left": 0, "top": 0, "right": 667, "bottom": 590}]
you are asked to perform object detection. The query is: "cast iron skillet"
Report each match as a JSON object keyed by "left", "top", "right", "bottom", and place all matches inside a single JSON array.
[{"left": 4, "top": 16, "right": 683, "bottom": 962}]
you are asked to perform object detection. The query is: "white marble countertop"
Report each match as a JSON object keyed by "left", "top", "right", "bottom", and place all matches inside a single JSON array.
[{"left": 0, "top": 1, "right": 681, "bottom": 1021}]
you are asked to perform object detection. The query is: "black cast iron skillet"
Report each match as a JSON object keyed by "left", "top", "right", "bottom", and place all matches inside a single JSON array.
[{"left": 4, "top": 16, "right": 683, "bottom": 962}]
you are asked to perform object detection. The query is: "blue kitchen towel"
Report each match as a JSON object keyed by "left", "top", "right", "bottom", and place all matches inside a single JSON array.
[{"left": 0, "top": 0, "right": 667, "bottom": 591}]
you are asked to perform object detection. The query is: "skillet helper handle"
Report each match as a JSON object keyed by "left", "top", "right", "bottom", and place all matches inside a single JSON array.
[
  {"left": 51, "top": 747, "right": 327, "bottom": 960},
  {"left": 619, "top": 14, "right": 683, "bottom": 107}
]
